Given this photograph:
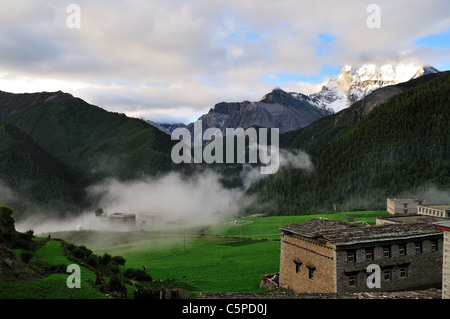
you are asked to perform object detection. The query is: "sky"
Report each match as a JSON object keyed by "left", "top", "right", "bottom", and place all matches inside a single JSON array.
[{"left": 0, "top": 0, "right": 449, "bottom": 124}]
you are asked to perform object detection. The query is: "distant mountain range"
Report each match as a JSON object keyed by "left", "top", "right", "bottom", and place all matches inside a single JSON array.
[
  {"left": 148, "top": 63, "right": 439, "bottom": 141},
  {"left": 146, "top": 121, "right": 186, "bottom": 134},
  {"left": 0, "top": 62, "right": 447, "bottom": 220}
]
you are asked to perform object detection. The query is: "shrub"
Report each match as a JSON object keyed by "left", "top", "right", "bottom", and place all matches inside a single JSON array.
[
  {"left": 86, "top": 254, "right": 98, "bottom": 267},
  {"left": 22, "top": 230, "right": 34, "bottom": 241},
  {"left": 123, "top": 268, "right": 152, "bottom": 282},
  {"left": 71, "top": 247, "right": 86, "bottom": 259},
  {"left": 0, "top": 206, "right": 15, "bottom": 230},
  {"left": 78, "top": 245, "right": 93, "bottom": 257},
  {"left": 21, "top": 250, "right": 33, "bottom": 263},
  {"left": 104, "top": 262, "right": 120, "bottom": 275},
  {"left": 99, "top": 253, "right": 112, "bottom": 265},
  {"left": 112, "top": 256, "right": 126, "bottom": 266}
]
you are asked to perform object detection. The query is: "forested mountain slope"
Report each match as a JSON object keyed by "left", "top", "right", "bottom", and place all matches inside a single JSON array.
[{"left": 246, "top": 71, "right": 450, "bottom": 215}]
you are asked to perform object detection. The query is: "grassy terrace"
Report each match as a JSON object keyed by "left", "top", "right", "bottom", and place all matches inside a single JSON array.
[
  {"left": 0, "top": 211, "right": 389, "bottom": 298},
  {"left": 0, "top": 240, "right": 107, "bottom": 299}
]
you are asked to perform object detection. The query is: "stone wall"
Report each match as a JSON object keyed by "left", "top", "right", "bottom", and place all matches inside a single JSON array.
[
  {"left": 335, "top": 237, "right": 443, "bottom": 294},
  {"left": 279, "top": 232, "right": 336, "bottom": 293}
]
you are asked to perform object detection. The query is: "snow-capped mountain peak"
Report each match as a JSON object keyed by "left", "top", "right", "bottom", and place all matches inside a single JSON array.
[{"left": 309, "top": 62, "right": 439, "bottom": 113}]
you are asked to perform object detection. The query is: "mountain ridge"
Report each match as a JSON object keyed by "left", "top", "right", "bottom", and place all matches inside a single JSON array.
[
  {"left": 0, "top": 92, "right": 177, "bottom": 184},
  {"left": 185, "top": 88, "right": 332, "bottom": 144},
  {"left": 181, "top": 62, "right": 439, "bottom": 143},
  {"left": 246, "top": 70, "right": 450, "bottom": 215}
]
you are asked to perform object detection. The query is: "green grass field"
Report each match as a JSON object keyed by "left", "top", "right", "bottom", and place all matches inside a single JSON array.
[
  {"left": 0, "top": 240, "right": 107, "bottom": 299},
  {"left": 0, "top": 211, "right": 389, "bottom": 298}
]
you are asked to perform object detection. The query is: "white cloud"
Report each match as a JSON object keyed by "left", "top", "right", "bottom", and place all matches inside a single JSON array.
[{"left": 0, "top": 0, "right": 448, "bottom": 123}]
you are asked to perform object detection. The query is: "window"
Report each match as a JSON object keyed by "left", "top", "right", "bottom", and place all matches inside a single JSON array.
[
  {"left": 415, "top": 242, "right": 422, "bottom": 254},
  {"left": 399, "top": 244, "right": 406, "bottom": 255},
  {"left": 307, "top": 266, "right": 315, "bottom": 280},
  {"left": 293, "top": 261, "right": 302, "bottom": 274},
  {"left": 400, "top": 268, "right": 408, "bottom": 278},
  {"left": 349, "top": 276, "right": 357, "bottom": 287},
  {"left": 347, "top": 251, "right": 356, "bottom": 263},
  {"left": 383, "top": 246, "right": 391, "bottom": 258},
  {"left": 365, "top": 248, "right": 374, "bottom": 261},
  {"left": 383, "top": 270, "right": 391, "bottom": 281},
  {"left": 431, "top": 240, "right": 438, "bottom": 251}
]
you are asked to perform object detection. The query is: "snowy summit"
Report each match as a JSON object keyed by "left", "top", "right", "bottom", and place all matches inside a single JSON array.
[{"left": 308, "top": 63, "right": 439, "bottom": 113}]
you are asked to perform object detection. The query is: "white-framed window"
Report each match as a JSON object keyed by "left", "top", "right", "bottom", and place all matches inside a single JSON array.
[
  {"left": 415, "top": 242, "right": 422, "bottom": 254},
  {"left": 383, "top": 246, "right": 391, "bottom": 258},
  {"left": 347, "top": 251, "right": 356, "bottom": 263},
  {"left": 431, "top": 240, "right": 438, "bottom": 251},
  {"left": 400, "top": 268, "right": 408, "bottom": 278}
]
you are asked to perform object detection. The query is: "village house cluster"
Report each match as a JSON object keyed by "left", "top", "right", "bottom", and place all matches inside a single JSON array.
[{"left": 275, "top": 198, "right": 450, "bottom": 298}]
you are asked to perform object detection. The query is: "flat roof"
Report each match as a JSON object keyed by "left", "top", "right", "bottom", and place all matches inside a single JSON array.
[
  {"left": 109, "top": 213, "right": 136, "bottom": 217},
  {"left": 280, "top": 217, "right": 443, "bottom": 246},
  {"left": 387, "top": 198, "right": 422, "bottom": 201},
  {"left": 419, "top": 204, "right": 450, "bottom": 211}
]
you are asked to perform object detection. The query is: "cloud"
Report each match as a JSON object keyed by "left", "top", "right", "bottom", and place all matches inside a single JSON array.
[
  {"left": 87, "top": 170, "right": 247, "bottom": 225},
  {"left": 0, "top": 0, "right": 449, "bottom": 123}
]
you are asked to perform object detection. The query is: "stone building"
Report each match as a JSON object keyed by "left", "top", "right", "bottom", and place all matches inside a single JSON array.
[
  {"left": 108, "top": 213, "right": 136, "bottom": 226},
  {"left": 436, "top": 221, "right": 450, "bottom": 299},
  {"left": 279, "top": 217, "right": 443, "bottom": 294},
  {"left": 418, "top": 204, "right": 450, "bottom": 218},
  {"left": 386, "top": 198, "right": 424, "bottom": 215}
]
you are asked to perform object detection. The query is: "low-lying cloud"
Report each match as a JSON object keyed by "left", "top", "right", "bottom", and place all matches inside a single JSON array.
[{"left": 14, "top": 147, "right": 314, "bottom": 234}]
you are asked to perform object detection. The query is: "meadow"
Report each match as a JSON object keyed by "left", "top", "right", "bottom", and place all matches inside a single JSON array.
[{"left": 0, "top": 211, "right": 389, "bottom": 298}]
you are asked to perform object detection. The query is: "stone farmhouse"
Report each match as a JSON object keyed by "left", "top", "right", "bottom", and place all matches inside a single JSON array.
[
  {"left": 279, "top": 217, "right": 443, "bottom": 294},
  {"left": 95, "top": 210, "right": 137, "bottom": 228},
  {"left": 107, "top": 213, "right": 136, "bottom": 226},
  {"left": 386, "top": 198, "right": 450, "bottom": 219},
  {"left": 386, "top": 198, "right": 424, "bottom": 215}
]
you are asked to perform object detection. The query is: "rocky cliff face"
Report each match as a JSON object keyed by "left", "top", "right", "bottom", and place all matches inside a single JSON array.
[{"left": 186, "top": 88, "right": 332, "bottom": 143}]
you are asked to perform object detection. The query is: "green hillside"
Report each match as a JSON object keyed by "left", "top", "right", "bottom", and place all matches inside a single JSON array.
[
  {"left": 0, "top": 122, "right": 86, "bottom": 218},
  {"left": 246, "top": 71, "right": 450, "bottom": 215},
  {"left": 1, "top": 92, "right": 176, "bottom": 183}
]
